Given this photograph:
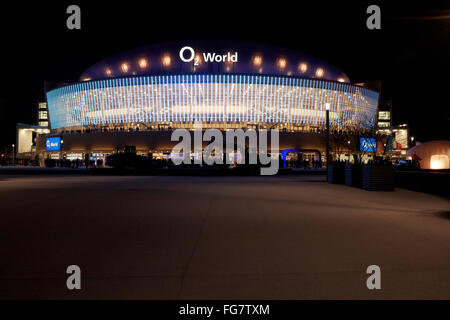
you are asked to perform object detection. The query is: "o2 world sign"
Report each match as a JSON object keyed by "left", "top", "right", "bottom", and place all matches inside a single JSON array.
[{"left": 179, "top": 46, "right": 238, "bottom": 66}]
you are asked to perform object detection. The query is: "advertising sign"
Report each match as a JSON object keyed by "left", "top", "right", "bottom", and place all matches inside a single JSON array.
[
  {"left": 45, "top": 137, "right": 61, "bottom": 151},
  {"left": 360, "top": 138, "right": 377, "bottom": 152}
]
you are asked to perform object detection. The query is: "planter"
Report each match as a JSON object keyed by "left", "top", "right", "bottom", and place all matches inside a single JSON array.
[
  {"left": 328, "top": 163, "right": 345, "bottom": 184},
  {"left": 362, "top": 165, "right": 394, "bottom": 191},
  {"left": 345, "top": 163, "right": 363, "bottom": 188}
]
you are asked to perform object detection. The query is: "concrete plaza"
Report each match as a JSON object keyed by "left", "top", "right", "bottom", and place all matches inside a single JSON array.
[{"left": 0, "top": 174, "right": 449, "bottom": 299}]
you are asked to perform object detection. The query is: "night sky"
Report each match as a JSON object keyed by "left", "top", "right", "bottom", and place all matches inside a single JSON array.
[{"left": 0, "top": 1, "right": 448, "bottom": 150}]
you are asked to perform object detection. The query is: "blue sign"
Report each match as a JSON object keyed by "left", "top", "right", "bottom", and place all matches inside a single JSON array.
[
  {"left": 45, "top": 137, "right": 61, "bottom": 151},
  {"left": 360, "top": 138, "right": 377, "bottom": 152}
]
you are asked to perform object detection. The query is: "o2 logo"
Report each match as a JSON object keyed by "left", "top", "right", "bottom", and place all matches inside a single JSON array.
[
  {"left": 179, "top": 46, "right": 238, "bottom": 66},
  {"left": 45, "top": 137, "right": 61, "bottom": 151}
]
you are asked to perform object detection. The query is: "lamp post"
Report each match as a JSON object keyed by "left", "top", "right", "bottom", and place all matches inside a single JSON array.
[
  {"left": 347, "top": 140, "right": 351, "bottom": 161},
  {"left": 325, "top": 103, "right": 330, "bottom": 180},
  {"left": 30, "top": 143, "right": 34, "bottom": 165},
  {"left": 60, "top": 139, "right": 64, "bottom": 164},
  {"left": 12, "top": 144, "right": 15, "bottom": 166}
]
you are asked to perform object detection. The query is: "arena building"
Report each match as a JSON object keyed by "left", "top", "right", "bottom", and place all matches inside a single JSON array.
[{"left": 36, "top": 41, "right": 380, "bottom": 164}]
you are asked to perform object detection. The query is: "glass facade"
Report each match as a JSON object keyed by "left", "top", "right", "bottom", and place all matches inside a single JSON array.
[{"left": 47, "top": 74, "right": 379, "bottom": 130}]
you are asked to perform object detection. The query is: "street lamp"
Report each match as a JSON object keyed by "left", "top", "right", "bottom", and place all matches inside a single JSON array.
[
  {"left": 347, "top": 140, "right": 351, "bottom": 161},
  {"left": 12, "top": 144, "right": 15, "bottom": 166},
  {"left": 60, "top": 139, "right": 64, "bottom": 163},
  {"left": 325, "top": 103, "right": 330, "bottom": 180},
  {"left": 30, "top": 143, "right": 34, "bottom": 165}
]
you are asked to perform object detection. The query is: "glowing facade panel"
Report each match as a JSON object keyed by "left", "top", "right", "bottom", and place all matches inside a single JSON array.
[{"left": 47, "top": 74, "right": 379, "bottom": 130}]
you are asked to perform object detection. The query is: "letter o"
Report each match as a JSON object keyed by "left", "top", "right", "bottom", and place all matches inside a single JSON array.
[{"left": 179, "top": 46, "right": 195, "bottom": 63}]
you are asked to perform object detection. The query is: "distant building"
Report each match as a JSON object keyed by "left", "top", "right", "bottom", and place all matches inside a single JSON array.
[
  {"left": 376, "top": 101, "right": 410, "bottom": 159},
  {"left": 377, "top": 101, "right": 392, "bottom": 128},
  {"left": 15, "top": 101, "right": 50, "bottom": 163},
  {"left": 38, "top": 102, "right": 49, "bottom": 128}
]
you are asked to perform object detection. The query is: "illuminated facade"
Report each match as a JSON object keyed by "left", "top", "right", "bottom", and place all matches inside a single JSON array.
[
  {"left": 47, "top": 74, "right": 378, "bottom": 131},
  {"left": 39, "top": 41, "right": 380, "bottom": 160}
]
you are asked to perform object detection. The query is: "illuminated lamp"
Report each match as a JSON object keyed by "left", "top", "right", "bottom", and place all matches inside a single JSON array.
[
  {"left": 277, "top": 58, "right": 287, "bottom": 69},
  {"left": 252, "top": 55, "right": 262, "bottom": 67},
  {"left": 121, "top": 63, "right": 129, "bottom": 73},
  {"left": 430, "top": 154, "right": 449, "bottom": 169},
  {"left": 298, "top": 62, "right": 307, "bottom": 73},
  {"left": 195, "top": 53, "right": 202, "bottom": 65},
  {"left": 315, "top": 68, "right": 324, "bottom": 77},
  {"left": 162, "top": 55, "right": 171, "bottom": 67},
  {"left": 138, "top": 58, "right": 148, "bottom": 69}
]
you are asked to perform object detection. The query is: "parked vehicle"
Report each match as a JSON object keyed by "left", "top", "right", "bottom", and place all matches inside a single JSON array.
[{"left": 394, "top": 160, "right": 421, "bottom": 170}]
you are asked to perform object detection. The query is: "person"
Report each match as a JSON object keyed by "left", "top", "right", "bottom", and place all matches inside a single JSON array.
[{"left": 84, "top": 154, "right": 89, "bottom": 170}]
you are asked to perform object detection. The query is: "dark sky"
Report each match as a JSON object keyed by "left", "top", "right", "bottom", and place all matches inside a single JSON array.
[{"left": 0, "top": 1, "right": 448, "bottom": 150}]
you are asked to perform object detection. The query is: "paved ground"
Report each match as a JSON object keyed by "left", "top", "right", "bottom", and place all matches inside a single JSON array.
[{"left": 0, "top": 174, "right": 449, "bottom": 299}]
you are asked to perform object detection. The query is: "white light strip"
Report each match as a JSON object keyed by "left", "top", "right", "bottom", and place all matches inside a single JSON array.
[{"left": 46, "top": 75, "right": 378, "bottom": 130}]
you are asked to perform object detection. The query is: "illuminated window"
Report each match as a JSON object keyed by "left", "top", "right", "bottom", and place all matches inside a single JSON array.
[
  {"left": 379, "top": 111, "right": 390, "bottom": 120},
  {"left": 39, "top": 111, "right": 48, "bottom": 120}
]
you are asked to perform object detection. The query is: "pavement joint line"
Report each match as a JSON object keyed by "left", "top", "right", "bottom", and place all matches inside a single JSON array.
[{"left": 193, "top": 193, "right": 448, "bottom": 215}]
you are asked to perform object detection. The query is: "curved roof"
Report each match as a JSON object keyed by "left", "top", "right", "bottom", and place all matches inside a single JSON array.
[
  {"left": 80, "top": 41, "right": 350, "bottom": 83},
  {"left": 407, "top": 140, "right": 450, "bottom": 169}
]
